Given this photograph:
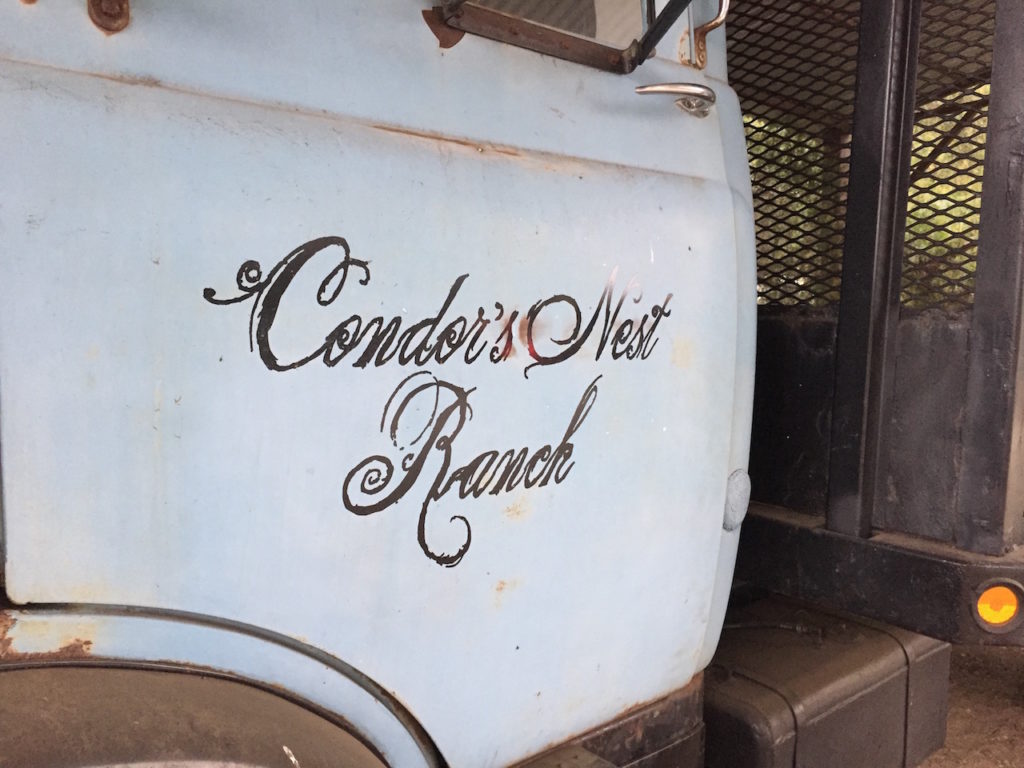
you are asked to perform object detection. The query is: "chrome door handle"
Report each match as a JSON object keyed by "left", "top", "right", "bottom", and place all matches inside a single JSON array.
[{"left": 635, "top": 83, "right": 716, "bottom": 118}]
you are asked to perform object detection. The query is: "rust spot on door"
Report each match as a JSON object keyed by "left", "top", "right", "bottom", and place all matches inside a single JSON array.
[
  {"left": 518, "top": 314, "right": 540, "bottom": 359},
  {"left": 504, "top": 496, "right": 531, "bottom": 520},
  {"left": 0, "top": 613, "right": 14, "bottom": 657},
  {"left": 493, "top": 578, "right": 521, "bottom": 608}
]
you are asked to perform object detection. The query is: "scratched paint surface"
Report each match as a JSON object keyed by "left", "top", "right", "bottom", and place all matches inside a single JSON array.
[{"left": 0, "top": 2, "right": 754, "bottom": 766}]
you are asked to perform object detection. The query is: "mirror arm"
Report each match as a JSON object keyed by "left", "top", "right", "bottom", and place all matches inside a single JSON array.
[{"left": 636, "top": 0, "right": 697, "bottom": 64}]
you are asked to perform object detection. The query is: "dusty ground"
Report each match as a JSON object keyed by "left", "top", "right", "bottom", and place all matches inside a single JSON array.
[{"left": 920, "top": 645, "right": 1024, "bottom": 768}]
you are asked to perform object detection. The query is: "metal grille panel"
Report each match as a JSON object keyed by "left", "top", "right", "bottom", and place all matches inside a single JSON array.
[
  {"left": 902, "top": 0, "right": 994, "bottom": 310},
  {"left": 727, "top": 0, "right": 861, "bottom": 306}
]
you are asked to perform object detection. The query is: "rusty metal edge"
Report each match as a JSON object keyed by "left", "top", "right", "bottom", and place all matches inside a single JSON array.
[
  {"left": 0, "top": 602, "right": 447, "bottom": 768},
  {"left": 515, "top": 745, "right": 617, "bottom": 768},
  {"left": 579, "top": 674, "right": 703, "bottom": 765},
  {"left": 0, "top": 611, "right": 93, "bottom": 662},
  {"left": 438, "top": 3, "right": 637, "bottom": 74},
  {"left": 513, "top": 674, "right": 704, "bottom": 768},
  {"left": 422, "top": 7, "right": 467, "bottom": 49}
]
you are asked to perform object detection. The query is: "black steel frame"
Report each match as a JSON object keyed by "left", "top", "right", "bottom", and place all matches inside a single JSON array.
[
  {"left": 954, "top": 0, "right": 1024, "bottom": 555},
  {"left": 738, "top": 505, "right": 1024, "bottom": 644},
  {"left": 826, "top": 0, "right": 921, "bottom": 539},
  {"left": 830, "top": 0, "right": 1024, "bottom": 553},
  {"left": 741, "top": 0, "right": 1024, "bottom": 643}
]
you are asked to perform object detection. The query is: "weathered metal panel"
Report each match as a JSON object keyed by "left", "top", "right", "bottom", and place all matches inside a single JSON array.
[
  {"left": 0, "top": 0, "right": 726, "bottom": 183},
  {"left": 957, "top": 0, "right": 1024, "bottom": 554},
  {"left": 749, "top": 310, "right": 837, "bottom": 514},
  {"left": 877, "top": 310, "right": 970, "bottom": 542},
  {"left": 0, "top": 1, "right": 754, "bottom": 765}
]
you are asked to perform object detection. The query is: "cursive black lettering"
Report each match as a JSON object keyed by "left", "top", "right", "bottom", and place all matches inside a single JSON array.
[
  {"left": 206, "top": 238, "right": 674, "bottom": 375},
  {"left": 341, "top": 372, "right": 602, "bottom": 566}
]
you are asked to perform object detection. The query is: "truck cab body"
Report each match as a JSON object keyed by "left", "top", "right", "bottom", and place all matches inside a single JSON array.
[{"left": 0, "top": 2, "right": 755, "bottom": 765}]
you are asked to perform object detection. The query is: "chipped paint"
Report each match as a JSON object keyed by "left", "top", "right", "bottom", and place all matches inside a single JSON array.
[
  {"left": 0, "top": 613, "right": 14, "bottom": 657},
  {"left": 671, "top": 337, "right": 694, "bottom": 369},
  {"left": 503, "top": 495, "right": 531, "bottom": 521},
  {"left": 0, "top": 611, "right": 94, "bottom": 662},
  {"left": 283, "top": 745, "right": 302, "bottom": 768}
]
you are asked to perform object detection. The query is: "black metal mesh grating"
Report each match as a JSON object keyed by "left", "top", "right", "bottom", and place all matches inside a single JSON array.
[
  {"left": 727, "top": 0, "right": 861, "bottom": 306},
  {"left": 902, "top": 0, "right": 994, "bottom": 310}
]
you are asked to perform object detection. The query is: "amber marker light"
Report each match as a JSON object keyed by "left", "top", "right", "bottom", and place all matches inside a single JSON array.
[{"left": 976, "top": 584, "right": 1020, "bottom": 627}]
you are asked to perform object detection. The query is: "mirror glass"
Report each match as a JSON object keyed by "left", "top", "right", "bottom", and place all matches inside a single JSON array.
[{"left": 472, "top": 0, "right": 648, "bottom": 48}]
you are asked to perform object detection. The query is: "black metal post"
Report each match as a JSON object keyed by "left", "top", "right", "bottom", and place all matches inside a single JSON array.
[
  {"left": 955, "top": 0, "right": 1024, "bottom": 555},
  {"left": 826, "top": 0, "right": 921, "bottom": 537},
  {"left": 637, "top": 0, "right": 696, "bottom": 63}
]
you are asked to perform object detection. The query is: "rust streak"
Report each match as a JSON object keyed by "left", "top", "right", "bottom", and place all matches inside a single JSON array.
[
  {"left": 99, "top": 73, "right": 162, "bottom": 88},
  {"left": 372, "top": 123, "right": 477, "bottom": 149},
  {"left": 371, "top": 123, "right": 521, "bottom": 157},
  {"left": 489, "top": 145, "right": 521, "bottom": 157},
  {"left": 517, "top": 314, "right": 531, "bottom": 352}
]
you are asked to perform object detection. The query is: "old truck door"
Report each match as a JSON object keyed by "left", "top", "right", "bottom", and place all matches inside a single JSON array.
[{"left": 0, "top": 1, "right": 754, "bottom": 765}]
